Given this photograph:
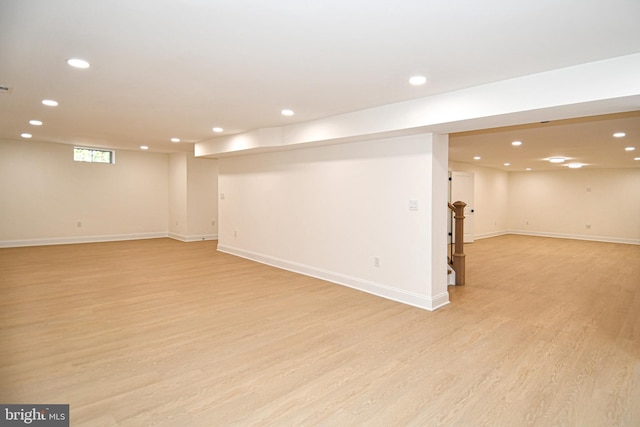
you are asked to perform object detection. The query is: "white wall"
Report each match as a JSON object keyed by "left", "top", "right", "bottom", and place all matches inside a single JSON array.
[
  {"left": 448, "top": 162, "right": 510, "bottom": 239},
  {"left": 186, "top": 154, "right": 218, "bottom": 239},
  {"left": 168, "top": 152, "right": 219, "bottom": 241},
  {"left": 218, "top": 133, "right": 450, "bottom": 310},
  {"left": 0, "top": 139, "right": 169, "bottom": 246},
  {"left": 169, "top": 152, "right": 188, "bottom": 238},
  {"left": 509, "top": 168, "right": 640, "bottom": 244}
]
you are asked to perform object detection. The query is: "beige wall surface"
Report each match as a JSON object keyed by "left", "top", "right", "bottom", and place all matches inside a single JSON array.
[
  {"left": 448, "top": 162, "right": 510, "bottom": 239},
  {"left": 508, "top": 168, "right": 640, "bottom": 243},
  {"left": 449, "top": 160, "right": 640, "bottom": 244},
  {"left": 0, "top": 139, "right": 169, "bottom": 245},
  {"left": 186, "top": 154, "right": 218, "bottom": 239},
  {"left": 217, "top": 133, "right": 450, "bottom": 310}
]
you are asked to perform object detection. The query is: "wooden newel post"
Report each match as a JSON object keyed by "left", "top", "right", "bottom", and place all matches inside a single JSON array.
[{"left": 452, "top": 200, "right": 466, "bottom": 286}]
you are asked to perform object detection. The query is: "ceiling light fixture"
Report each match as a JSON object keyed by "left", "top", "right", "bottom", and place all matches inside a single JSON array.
[
  {"left": 67, "top": 58, "right": 90, "bottom": 69},
  {"left": 548, "top": 157, "right": 566, "bottom": 163},
  {"left": 504, "top": 162, "right": 511, "bottom": 166},
  {"left": 613, "top": 132, "right": 626, "bottom": 138},
  {"left": 567, "top": 163, "right": 584, "bottom": 169},
  {"left": 21, "top": 133, "right": 32, "bottom": 139},
  {"left": 526, "top": 168, "right": 532, "bottom": 171},
  {"left": 140, "top": 145, "right": 149, "bottom": 150},
  {"left": 170, "top": 138, "right": 180, "bottom": 143},
  {"left": 511, "top": 141, "right": 522, "bottom": 146},
  {"left": 281, "top": 109, "right": 294, "bottom": 116},
  {"left": 29, "top": 120, "right": 43, "bottom": 126},
  {"left": 634, "top": 157, "right": 640, "bottom": 161},
  {"left": 42, "top": 99, "right": 58, "bottom": 107},
  {"left": 625, "top": 147, "right": 635, "bottom": 151},
  {"left": 212, "top": 127, "right": 224, "bottom": 133},
  {"left": 473, "top": 156, "right": 481, "bottom": 160},
  {"left": 409, "top": 75, "right": 427, "bottom": 86}
]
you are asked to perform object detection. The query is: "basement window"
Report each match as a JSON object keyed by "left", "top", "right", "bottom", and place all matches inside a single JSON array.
[{"left": 73, "top": 147, "right": 115, "bottom": 164}]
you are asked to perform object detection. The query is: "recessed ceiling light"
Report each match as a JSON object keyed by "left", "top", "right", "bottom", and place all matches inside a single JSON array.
[
  {"left": 548, "top": 157, "right": 566, "bottom": 163},
  {"left": 613, "top": 132, "right": 626, "bottom": 138},
  {"left": 21, "top": 133, "right": 32, "bottom": 139},
  {"left": 625, "top": 147, "right": 635, "bottom": 151},
  {"left": 511, "top": 141, "right": 522, "bottom": 146},
  {"left": 42, "top": 99, "right": 58, "bottom": 107},
  {"left": 409, "top": 75, "right": 427, "bottom": 86},
  {"left": 634, "top": 157, "right": 640, "bottom": 161},
  {"left": 473, "top": 156, "right": 481, "bottom": 160},
  {"left": 281, "top": 109, "right": 294, "bottom": 116},
  {"left": 140, "top": 145, "right": 149, "bottom": 150},
  {"left": 504, "top": 162, "right": 511, "bottom": 166},
  {"left": 567, "top": 163, "right": 584, "bottom": 169},
  {"left": 67, "top": 58, "right": 90, "bottom": 69},
  {"left": 170, "top": 138, "right": 180, "bottom": 143},
  {"left": 526, "top": 168, "right": 532, "bottom": 171},
  {"left": 212, "top": 127, "right": 224, "bottom": 133},
  {"left": 29, "top": 120, "right": 43, "bottom": 126}
]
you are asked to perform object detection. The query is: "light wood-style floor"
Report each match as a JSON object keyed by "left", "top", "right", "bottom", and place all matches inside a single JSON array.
[{"left": 1, "top": 235, "right": 639, "bottom": 426}]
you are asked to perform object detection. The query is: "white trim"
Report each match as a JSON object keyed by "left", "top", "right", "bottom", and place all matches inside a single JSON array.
[
  {"left": 218, "top": 244, "right": 449, "bottom": 311},
  {"left": 168, "top": 233, "right": 218, "bottom": 243},
  {"left": 474, "top": 230, "right": 509, "bottom": 240},
  {"left": 0, "top": 232, "right": 168, "bottom": 248},
  {"left": 507, "top": 230, "right": 640, "bottom": 245}
]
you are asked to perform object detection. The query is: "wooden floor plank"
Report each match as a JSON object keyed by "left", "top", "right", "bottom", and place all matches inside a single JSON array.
[{"left": 1, "top": 235, "right": 639, "bottom": 426}]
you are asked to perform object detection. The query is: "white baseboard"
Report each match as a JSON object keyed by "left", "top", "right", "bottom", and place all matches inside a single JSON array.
[
  {"left": 474, "top": 230, "right": 509, "bottom": 240},
  {"left": 218, "top": 244, "right": 449, "bottom": 311},
  {"left": 168, "top": 233, "right": 218, "bottom": 242},
  {"left": 0, "top": 232, "right": 169, "bottom": 248},
  {"left": 507, "top": 230, "right": 640, "bottom": 245}
]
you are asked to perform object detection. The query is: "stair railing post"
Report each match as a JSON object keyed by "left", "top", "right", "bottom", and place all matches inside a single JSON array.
[{"left": 452, "top": 201, "right": 466, "bottom": 285}]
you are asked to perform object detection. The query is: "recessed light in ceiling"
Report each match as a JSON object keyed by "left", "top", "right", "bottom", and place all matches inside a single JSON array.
[
  {"left": 281, "top": 109, "right": 294, "bottom": 116},
  {"left": 212, "top": 127, "right": 224, "bottom": 133},
  {"left": 613, "top": 132, "right": 626, "bottom": 138},
  {"left": 67, "top": 58, "right": 90, "bottom": 69},
  {"left": 504, "top": 162, "right": 511, "bottom": 166},
  {"left": 29, "top": 120, "right": 43, "bottom": 126},
  {"left": 409, "top": 75, "right": 427, "bottom": 86},
  {"left": 567, "top": 163, "right": 584, "bottom": 169},
  {"left": 548, "top": 157, "right": 566, "bottom": 163},
  {"left": 140, "top": 145, "right": 149, "bottom": 150},
  {"left": 511, "top": 141, "right": 522, "bottom": 146},
  {"left": 21, "top": 133, "right": 32, "bottom": 139},
  {"left": 170, "top": 138, "right": 180, "bottom": 143},
  {"left": 42, "top": 99, "right": 58, "bottom": 107},
  {"left": 473, "top": 156, "right": 481, "bottom": 160},
  {"left": 625, "top": 147, "right": 635, "bottom": 151},
  {"left": 526, "top": 168, "right": 532, "bottom": 171},
  {"left": 635, "top": 157, "right": 640, "bottom": 161}
]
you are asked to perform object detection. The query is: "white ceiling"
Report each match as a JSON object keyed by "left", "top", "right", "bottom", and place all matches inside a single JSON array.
[
  {"left": 1, "top": 0, "right": 640, "bottom": 165},
  {"left": 450, "top": 111, "right": 640, "bottom": 171}
]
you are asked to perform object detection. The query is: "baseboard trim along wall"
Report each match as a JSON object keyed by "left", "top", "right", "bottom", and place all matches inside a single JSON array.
[
  {"left": 507, "top": 230, "right": 640, "bottom": 245},
  {"left": 218, "top": 244, "right": 450, "bottom": 311},
  {"left": 474, "top": 231, "right": 509, "bottom": 240},
  {"left": 168, "top": 233, "right": 218, "bottom": 243},
  {"left": 0, "top": 232, "right": 169, "bottom": 248}
]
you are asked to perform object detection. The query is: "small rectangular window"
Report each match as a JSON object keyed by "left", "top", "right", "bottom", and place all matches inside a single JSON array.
[{"left": 74, "top": 147, "right": 115, "bottom": 164}]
